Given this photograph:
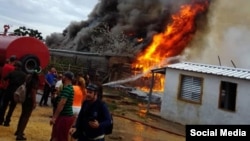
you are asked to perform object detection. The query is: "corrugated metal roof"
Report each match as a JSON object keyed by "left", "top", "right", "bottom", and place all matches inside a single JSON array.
[{"left": 165, "top": 62, "right": 250, "bottom": 80}]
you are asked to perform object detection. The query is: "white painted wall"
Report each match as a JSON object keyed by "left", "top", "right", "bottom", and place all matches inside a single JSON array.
[{"left": 160, "top": 68, "right": 250, "bottom": 125}]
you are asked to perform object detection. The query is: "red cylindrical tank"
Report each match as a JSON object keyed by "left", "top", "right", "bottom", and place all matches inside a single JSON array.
[{"left": 0, "top": 36, "right": 50, "bottom": 72}]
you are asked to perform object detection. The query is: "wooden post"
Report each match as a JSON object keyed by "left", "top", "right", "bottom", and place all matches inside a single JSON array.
[
  {"left": 68, "top": 64, "right": 71, "bottom": 71},
  {"left": 147, "top": 71, "right": 155, "bottom": 114}
]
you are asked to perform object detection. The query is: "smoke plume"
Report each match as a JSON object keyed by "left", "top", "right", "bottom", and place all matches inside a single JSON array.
[
  {"left": 186, "top": 0, "right": 250, "bottom": 69},
  {"left": 45, "top": 0, "right": 207, "bottom": 57}
]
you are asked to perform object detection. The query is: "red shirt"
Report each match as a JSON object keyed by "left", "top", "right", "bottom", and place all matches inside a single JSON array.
[{"left": 0, "top": 63, "right": 15, "bottom": 89}]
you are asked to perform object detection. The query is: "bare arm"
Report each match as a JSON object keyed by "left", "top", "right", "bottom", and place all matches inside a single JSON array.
[{"left": 50, "top": 98, "right": 67, "bottom": 125}]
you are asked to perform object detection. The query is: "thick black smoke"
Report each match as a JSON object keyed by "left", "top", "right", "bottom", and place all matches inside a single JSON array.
[{"left": 45, "top": 0, "right": 207, "bottom": 57}]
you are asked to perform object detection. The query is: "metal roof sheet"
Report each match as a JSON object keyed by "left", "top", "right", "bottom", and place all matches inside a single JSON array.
[{"left": 165, "top": 62, "right": 250, "bottom": 80}]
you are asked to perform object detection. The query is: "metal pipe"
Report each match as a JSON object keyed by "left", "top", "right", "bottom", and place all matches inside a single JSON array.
[
  {"left": 218, "top": 56, "right": 221, "bottom": 66},
  {"left": 231, "top": 60, "right": 236, "bottom": 68},
  {"left": 48, "top": 48, "right": 133, "bottom": 57},
  {"left": 48, "top": 48, "right": 101, "bottom": 56}
]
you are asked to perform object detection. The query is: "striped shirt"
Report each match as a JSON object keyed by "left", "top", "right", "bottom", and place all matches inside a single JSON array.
[{"left": 59, "top": 84, "right": 74, "bottom": 116}]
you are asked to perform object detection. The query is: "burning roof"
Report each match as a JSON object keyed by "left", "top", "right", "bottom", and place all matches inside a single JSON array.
[{"left": 132, "top": 0, "right": 210, "bottom": 73}]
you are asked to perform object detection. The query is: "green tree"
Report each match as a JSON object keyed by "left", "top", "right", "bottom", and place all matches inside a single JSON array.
[{"left": 13, "top": 26, "right": 43, "bottom": 40}]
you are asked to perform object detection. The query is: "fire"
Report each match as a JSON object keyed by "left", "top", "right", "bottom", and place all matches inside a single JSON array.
[{"left": 132, "top": 0, "right": 209, "bottom": 91}]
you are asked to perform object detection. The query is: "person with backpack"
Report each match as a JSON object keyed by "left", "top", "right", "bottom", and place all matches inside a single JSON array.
[
  {"left": 15, "top": 67, "right": 41, "bottom": 140},
  {"left": 69, "top": 83, "right": 112, "bottom": 141}
]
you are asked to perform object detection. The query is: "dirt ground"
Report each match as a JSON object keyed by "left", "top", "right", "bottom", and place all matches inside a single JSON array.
[{"left": 0, "top": 88, "right": 185, "bottom": 141}]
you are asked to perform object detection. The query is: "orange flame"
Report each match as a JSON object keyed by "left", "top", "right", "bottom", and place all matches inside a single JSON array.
[{"left": 132, "top": 1, "right": 209, "bottom": 91}]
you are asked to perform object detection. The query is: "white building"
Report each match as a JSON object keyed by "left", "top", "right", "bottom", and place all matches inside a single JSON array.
[{"left": 152, "top": 62, "right": 250, "bottom": 125}]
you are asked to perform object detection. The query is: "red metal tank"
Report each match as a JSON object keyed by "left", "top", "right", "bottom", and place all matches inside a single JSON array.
[{"left": 0, "top": 36, "right": 50, "bottom": 73}]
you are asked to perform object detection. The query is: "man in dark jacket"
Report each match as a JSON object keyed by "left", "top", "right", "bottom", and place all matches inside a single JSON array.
[
  {"left": 69, "top": 83, "right": 112, "bottom": 141},
  {"left": 0, "top": 61, "right": 26, "bottom": 126}
]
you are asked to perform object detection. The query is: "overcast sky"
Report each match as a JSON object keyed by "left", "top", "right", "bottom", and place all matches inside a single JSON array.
[{"left": 0, "top": 0, "right": 99, "bottom": 38}]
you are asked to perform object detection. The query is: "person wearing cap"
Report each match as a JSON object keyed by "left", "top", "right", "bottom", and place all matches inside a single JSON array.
[
  {"left": 0, "top": 61, "right": 26, "bottom": 127},
  {"left": 69, "top": 83, "right": 112, "bottom": 141},
  {"left": 0, "top": 55, "right": 17, "bottom": 106},
  {"left": 50, "top": 71, "right": 75, "bottom": 141},
  {"left": 15, "top": 67, "right": 41, "bottom": 140}
]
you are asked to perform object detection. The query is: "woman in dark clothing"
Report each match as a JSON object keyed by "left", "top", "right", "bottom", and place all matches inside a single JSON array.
[{"left": 15, "top": 68, "right": 41, "bottom": 140}]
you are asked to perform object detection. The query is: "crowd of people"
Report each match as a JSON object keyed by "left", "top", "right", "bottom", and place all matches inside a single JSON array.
[{"left": 0, "top": 55, "right": 112, "bottom": 141}]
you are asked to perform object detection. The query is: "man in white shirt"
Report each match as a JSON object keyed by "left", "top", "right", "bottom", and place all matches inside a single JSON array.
[{"left": 51, "top": 74, "right": 63, "bottom": 114}]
